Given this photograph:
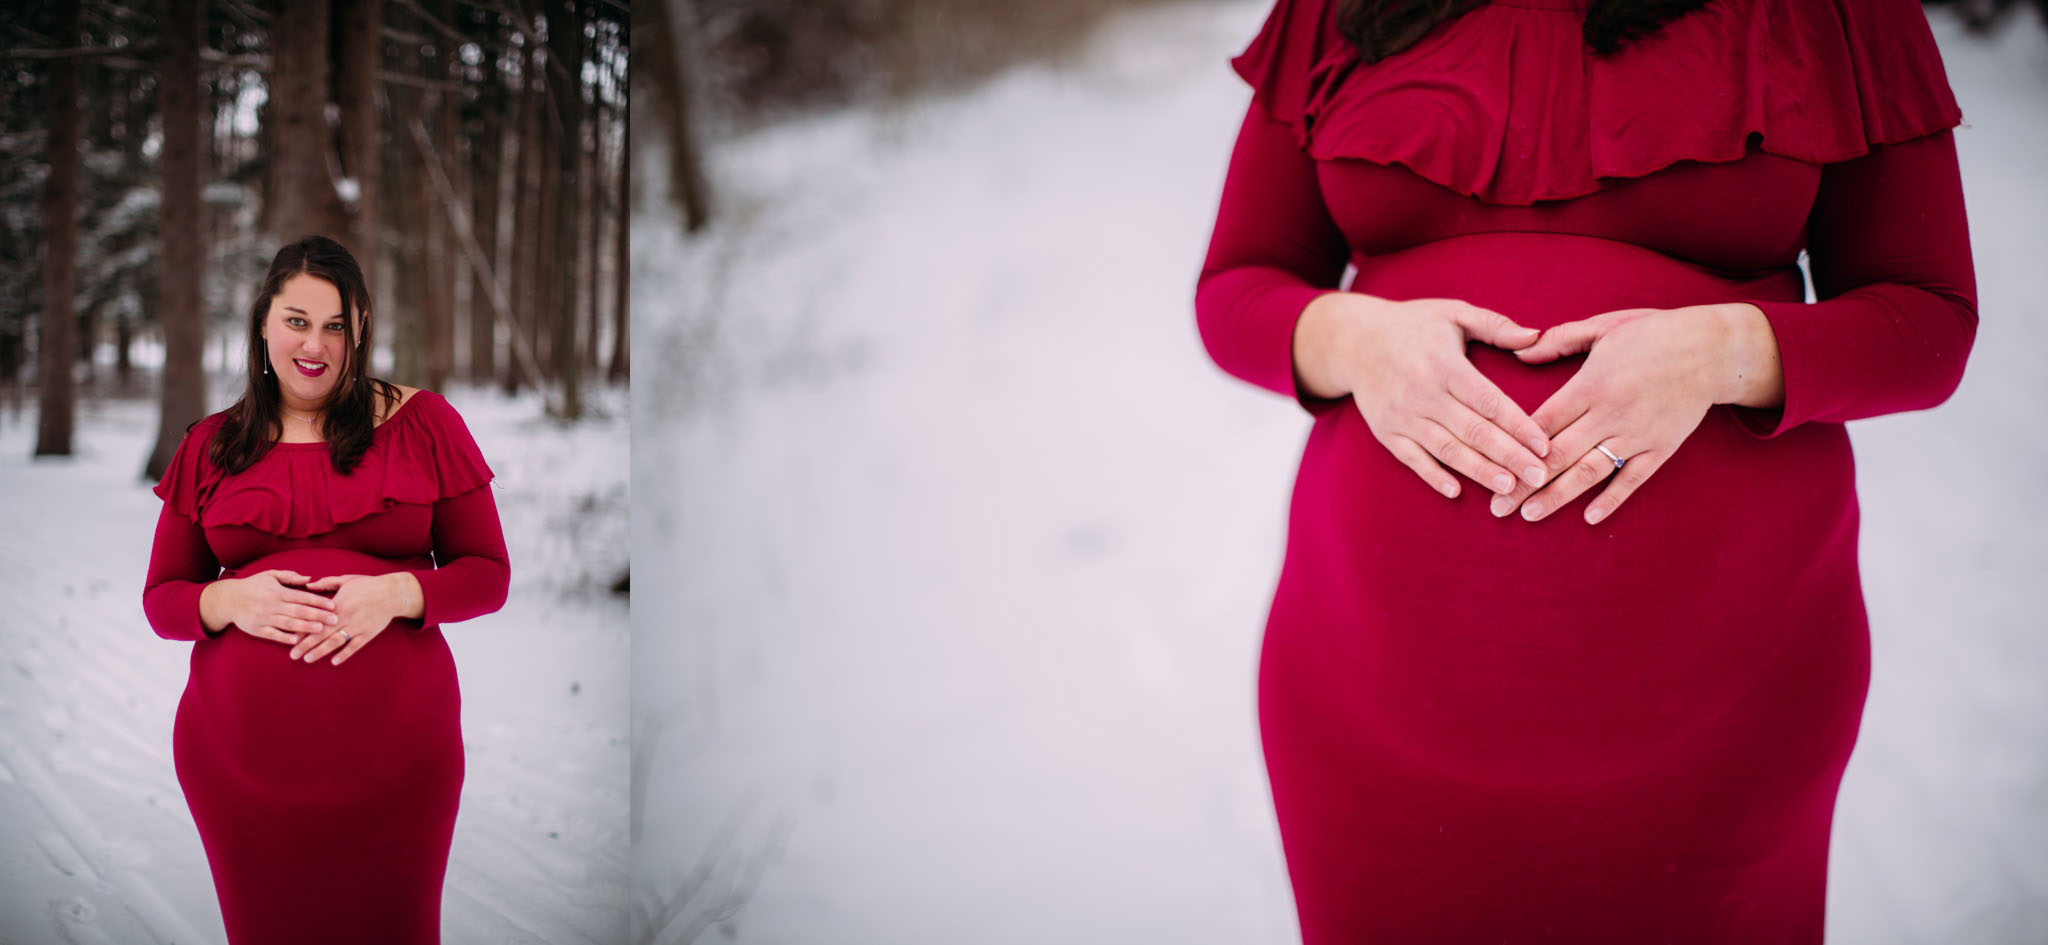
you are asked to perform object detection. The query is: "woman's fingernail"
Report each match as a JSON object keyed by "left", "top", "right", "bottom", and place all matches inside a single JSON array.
[
  {"left": 1440, "top": 481, "right": 1457, "bottom": 498},
  {"left": 328, "top": 615, "right": 339, "bottom": 624},
  {"left": 1491, "top": 473, "right": 1513, "bottom": 493},
  {"left": 1522, "top": 501, "right": 1544, "bottom": 521},
  {"left": 1528, "top": 438, "right": 1548, "bottom": 457},
  {"left": 1587, "top": 505, "right": 1606, "bottom": 524},
  {"left": 1490, "top": 496, "right": 1512, "bottom": 517},
  {"left": 1522, "top": 466, "right": 1545, "bottom": 487}
]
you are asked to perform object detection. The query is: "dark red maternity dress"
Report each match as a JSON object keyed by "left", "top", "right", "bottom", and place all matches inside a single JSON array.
[
  {"left": 142, "top": 391, "right": 509, "bottom": 945},
  {"left": 1195, "top": 0, "right": 1977, "bottom": 941}
]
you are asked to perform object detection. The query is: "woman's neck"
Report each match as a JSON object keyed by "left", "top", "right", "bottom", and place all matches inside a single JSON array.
[{"left": 276, "top": 398, "right": 327, "bottom": 442}]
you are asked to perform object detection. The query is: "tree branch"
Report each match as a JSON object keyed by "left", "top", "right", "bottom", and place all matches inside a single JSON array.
[
  {"left": 3, "top": 42, "right": 159, "bottom": 61},
  {"left": 405, "top": 113, "right": 557, "bottom": 415}
]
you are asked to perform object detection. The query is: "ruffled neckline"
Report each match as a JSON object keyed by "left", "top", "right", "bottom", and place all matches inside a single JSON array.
[
  {"left": 155, "top": 390, "right": 496, "bottom": 539},
  {"left": 1232, "top": 0, "right": 1963, "bottom": 206}
]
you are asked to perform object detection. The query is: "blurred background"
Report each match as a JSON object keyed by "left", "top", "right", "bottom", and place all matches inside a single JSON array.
[
  {"left": 635, "top": 1, "right": 2048, "bottom": 944},
  {"left": 2, "top": 2, "right": 629, "bottom": 943}
]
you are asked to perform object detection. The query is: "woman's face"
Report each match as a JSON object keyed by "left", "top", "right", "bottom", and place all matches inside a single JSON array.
[{"left": 261, "top": 274, "right": 359, "bottom": 412}]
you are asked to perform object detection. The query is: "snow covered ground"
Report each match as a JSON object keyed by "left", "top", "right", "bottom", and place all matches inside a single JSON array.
[
  {"left": 633, "top": 2, "right": 2048, "bottom": 944},
  {"left": 0, "top": 381, "right": 629, "bottom": 944}
]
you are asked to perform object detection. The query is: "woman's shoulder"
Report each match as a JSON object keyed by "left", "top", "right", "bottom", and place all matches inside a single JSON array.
[
  {"left": 374, "top": 384, "right": 484, "bottom": 452},
  {"left": 377, "top": 383, "right": 425, "bottom": 426},
  {"left": 371, "top": 384, "right": 495, "bottom": 495}
]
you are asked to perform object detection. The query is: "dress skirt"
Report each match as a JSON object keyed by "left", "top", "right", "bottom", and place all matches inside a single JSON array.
[{"left": 172, "top": 548, "right": 463, "bottom": 945}]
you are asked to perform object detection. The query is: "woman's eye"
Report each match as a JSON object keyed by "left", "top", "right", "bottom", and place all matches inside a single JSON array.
[
  {"left": 285, "top": 317, "right": 306, "bottom": 328},
  {"left": 325, "top": 323, "right": 345, "bottom": 332}
]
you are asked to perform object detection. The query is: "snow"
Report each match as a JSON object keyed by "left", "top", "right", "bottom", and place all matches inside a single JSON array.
[
  {"left": 0, "top": 381, "right": 629, "bottom": 944},
  {"left": 632, "top": 3, "right": 2048, "bottom": 944}
]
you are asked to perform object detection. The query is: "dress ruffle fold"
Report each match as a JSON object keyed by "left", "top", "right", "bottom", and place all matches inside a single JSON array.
[
  {"left": 154, "top": 391, "right": 494, "bottom": 538},
  {"left": 1232, "top": 0, "right": 1962, "bottom": 205}
]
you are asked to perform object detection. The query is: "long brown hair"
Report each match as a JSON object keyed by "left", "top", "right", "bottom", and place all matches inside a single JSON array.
[
  {"left": 1338, "top": 0, "right": 1715, "bottom": 64},
  {"left": 210, "top": 235, "right": 399, "bottom": 475}
]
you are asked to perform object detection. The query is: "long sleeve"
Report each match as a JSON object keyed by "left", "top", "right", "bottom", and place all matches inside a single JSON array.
[
  {"left": 142, "top": 503, "right": 223, "bottom": 642},
  {"left": 1738, "top": 129, "right": 1978, "bottom": 436},
  {"left": 410, "top": 482, "right": 510, "bottom": 628},
  {"left": 1195, "top": 101, "right": 1352, "bottom": 412}
]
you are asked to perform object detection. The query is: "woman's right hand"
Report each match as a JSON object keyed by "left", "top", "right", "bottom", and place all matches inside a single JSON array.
[
  {"left": 198, "top": 569, "right": 340, "bottom": 645},
  {"left": 1294, "top": 292, "right": 1552, "bottom": 498}
]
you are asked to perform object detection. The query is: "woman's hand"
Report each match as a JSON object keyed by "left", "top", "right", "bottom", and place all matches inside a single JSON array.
[
  {"left": 198, "top": 570, "right": 339, "bottom": 645},
  {"left": 1295, "top": 292, "right": 1553, "bottom": 499},
  {"left": 290, "top": 573, "right": 425, "bottom": 666},
  {"left": 1487, "top": 303, "right": 1780, "bottom": 524}
]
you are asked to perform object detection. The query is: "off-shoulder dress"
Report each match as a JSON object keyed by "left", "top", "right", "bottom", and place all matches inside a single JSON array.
[{"left": 142, "top": 390, "right": 509, "bottom": 945}]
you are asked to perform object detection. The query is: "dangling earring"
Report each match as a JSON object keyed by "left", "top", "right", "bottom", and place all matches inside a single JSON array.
[{"left": 263, "top": 358, "right": 271, "bottom": 375}]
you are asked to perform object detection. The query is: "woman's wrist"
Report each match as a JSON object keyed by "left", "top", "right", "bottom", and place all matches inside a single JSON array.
[
  {"left": 384, "top": 571, "right": 426, "bottom": 621},
  {"left": 1704, "top": 303, "right": 1785, "bottom": 408},
  {"left": 1293, "top": 291, "right": 1364, "bottom": 400},
  {"left": 197, "top": 578, "right": 235, "bottom": 633}
]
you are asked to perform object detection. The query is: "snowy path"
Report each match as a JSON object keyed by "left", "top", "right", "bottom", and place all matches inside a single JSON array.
[
  {"left": 635, "top": 3, "right": 2048, "bottom": 943},
  {"left": 0, "top": 384, "right": 629, "bottom": 945}
]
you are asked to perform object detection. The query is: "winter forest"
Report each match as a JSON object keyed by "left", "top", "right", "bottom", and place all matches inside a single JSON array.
[{"left": 2, "top": 0, "right": 628, "bottom": 478}]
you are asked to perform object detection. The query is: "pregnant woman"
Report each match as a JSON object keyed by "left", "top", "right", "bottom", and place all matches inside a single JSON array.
[
  {"left": 1196, "top": 0, "right": 1975, "bottom": 940},
  {"left": 143, "top": 235, "right": 509, "bottom": 944}
]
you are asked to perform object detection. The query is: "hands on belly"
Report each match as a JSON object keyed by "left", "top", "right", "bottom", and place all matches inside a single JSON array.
[
  {"left": 1297, "top": 293, "right": 1785, "bottom": 525},
  {"left": 1489, "top": 302, "right": 1784, "bottom": 524},
  {"left": 286, "top": 572, "right": 426, "bottom": 666}
]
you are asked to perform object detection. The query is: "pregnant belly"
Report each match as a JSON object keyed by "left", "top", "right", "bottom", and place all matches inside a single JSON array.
[
  {"left": 183, "top": 549, "right": 461, "bottom": 798},
  {"left": 1273, "top": 233, "right": 1869, "bottom": 786}
]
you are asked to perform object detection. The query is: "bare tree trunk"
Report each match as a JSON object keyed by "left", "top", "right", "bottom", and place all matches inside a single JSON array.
[
  {"left": 335, "top": 0, "right": 382, "bottom": 292},
  {"left": 423, "top": 0, "right": 459, "bottom": 391},
  {"left": 267, "top": 0, "right": 347, "bottom": 242},
  {"left": 585, "top": 87, "right": 604, "bottom": 375},
  {"left": 147, "top": 0, "right": 209, "bottom": 480},
  {"left": 470, "top": 44, "right": 503, "bottom": 385},
  {"left": 36, "top": 2, "right": 82, "bottom": 457},
  {"left": 535, "top": 111, "right": 555, "bottom": 383},
  {"left": 116, "top": 312, "right": 136, "bottom": 391},
  {"left": 643, "top": 0, "right": 711, "bottom": 231},
  {"left": 385, "top": 2, "right": 427, "bottom": 386},
  {"left": 610, "top": 78, "right": 629, "bottom": 383},
  {"left": 548, "top": 0, "right": 583, "bottom": 420},
  {"left": 530, "top": 40, "right": 552, "bottom": 386},
  {"left": 504, "top": 45, "right": 541, "bottom": 397}
]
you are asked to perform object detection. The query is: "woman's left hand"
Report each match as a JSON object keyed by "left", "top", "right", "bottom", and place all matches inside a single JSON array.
[
  {"left": 1486, "top": 304, "right": 1758, "bottom": 525},
  {"left": 290, "top": 572, "right": 425, "bottom": 665}
]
